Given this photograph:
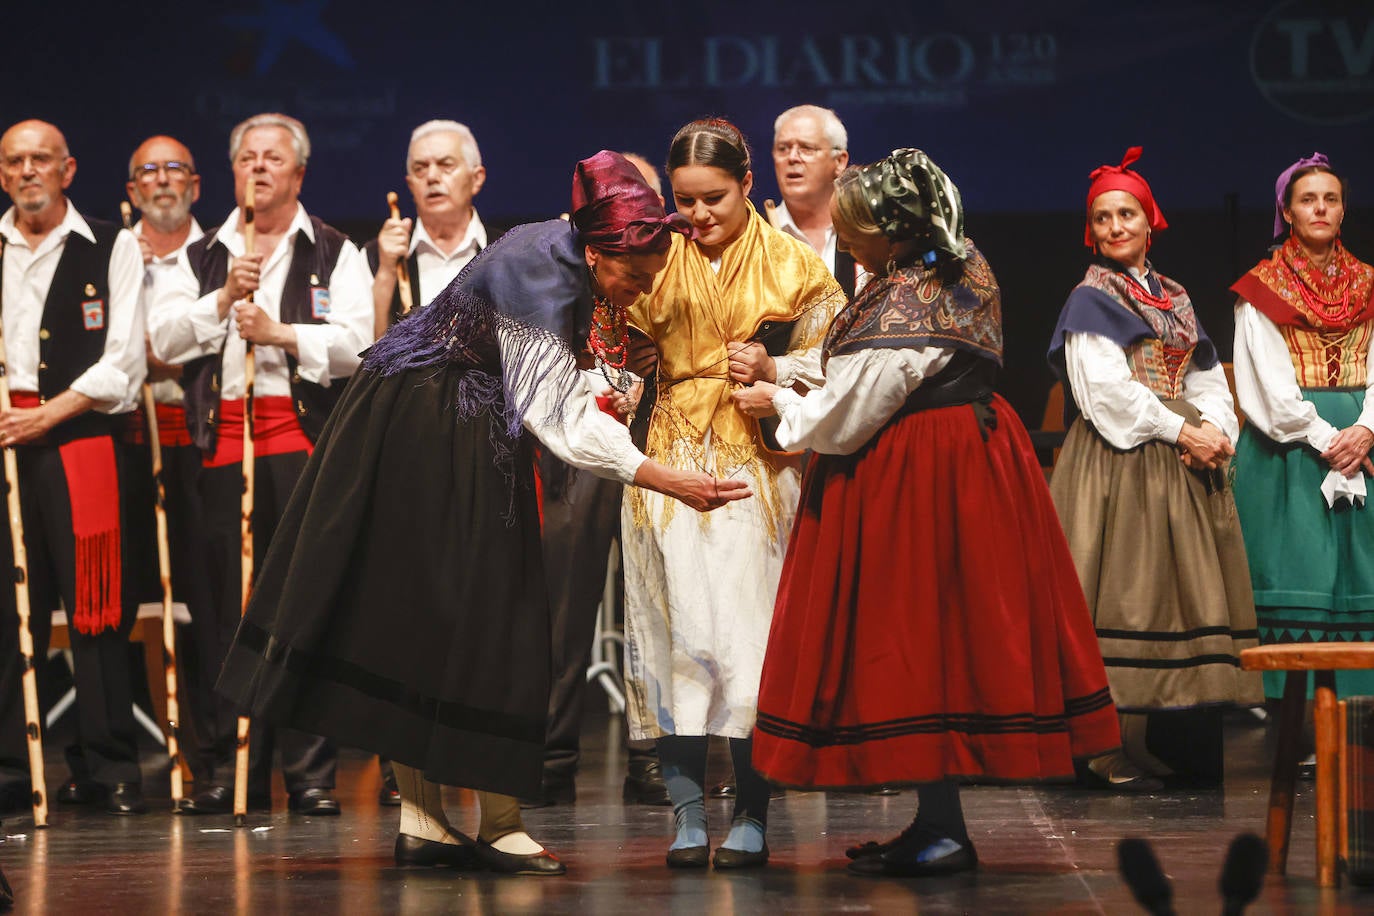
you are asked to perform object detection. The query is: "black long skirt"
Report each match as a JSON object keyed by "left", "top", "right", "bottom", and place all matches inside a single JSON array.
[{"left": 216, "top": 364, "right": 550, "bottom": 797}]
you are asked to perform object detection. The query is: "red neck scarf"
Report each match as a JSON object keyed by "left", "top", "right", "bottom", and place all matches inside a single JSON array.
[{"left": 1231, "top": 237, "right": 1374, "bottom": 332}]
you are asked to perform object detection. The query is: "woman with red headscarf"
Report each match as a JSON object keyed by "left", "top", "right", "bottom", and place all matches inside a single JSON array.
[
  {"left": 1231, "top": 155, "right": 1374, "bottom": 705},
  {"left": 215, "top": 152, "right": 748, "bottom": 874},
  {"left": 1047, "top": 148, "right": 1261, "bottom": 791}
]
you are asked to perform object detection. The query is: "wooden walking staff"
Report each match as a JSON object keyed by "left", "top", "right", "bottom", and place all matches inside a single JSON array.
[
  {"left": 0, "top": 237, "right": 47, "bottom": 827},
  {"left": 121, "top": 201, "right": 187, "bottom": 805},
  {"left": 233, "top": 179, "right": 257, "bottom": 827},
  {"left": 386, "top": 192, "right": 414, "bottom": 314}
]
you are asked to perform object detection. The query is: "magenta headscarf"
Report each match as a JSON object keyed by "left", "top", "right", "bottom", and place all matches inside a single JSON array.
[
  {"left": 571, "top": 151, "right": 692, "bottom": 254},
  {"left": 1084, "top": 146, "right": 1168, "bottom": 247}
]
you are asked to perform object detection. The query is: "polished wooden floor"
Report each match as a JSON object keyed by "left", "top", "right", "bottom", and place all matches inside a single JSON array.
[{"left": 0, "top": 708, "right": 1370, "bottom": 914}]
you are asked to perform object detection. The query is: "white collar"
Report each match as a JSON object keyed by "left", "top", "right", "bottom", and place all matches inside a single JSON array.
[
  {"left": 0, "top": 199, "right": 96, "bottom": 247},
  {"left": 213, "top": 202, "right": 312, "bottom": 254},
  {"left": 410, "top": 210, "right": 486, "bottom": 258}
]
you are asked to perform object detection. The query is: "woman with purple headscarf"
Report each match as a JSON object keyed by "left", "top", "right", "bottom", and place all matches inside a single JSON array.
[
  {"left": 1231, "top": 154, "right": 1374, "bottom": 704},
  {"left": 215, "top": 152, "right": 748, "bottom": 875}
]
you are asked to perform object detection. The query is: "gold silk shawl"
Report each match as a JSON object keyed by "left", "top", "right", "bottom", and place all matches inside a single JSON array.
[{"left": 628, "top": 209, "right": 843, "bottom": 534}]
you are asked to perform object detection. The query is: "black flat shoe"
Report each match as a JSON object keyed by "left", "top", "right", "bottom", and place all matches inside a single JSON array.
[
  {"left": 106, "top": 783, "right": 146, "bottom": 816},
  {"left": 846, "top": 826, "right": 918, "bottom": 860},
  {"left": 623, "top": 759, "right": 671, "bottom": 807},
  {"left": 394, "top": 833, "right": 483, "bottom": 869},
  {"left": 289, "top": 787, "right": 341, "bottom": 816},
  {"left": 847, "top": 835, "right": 978, "bottom": 878},
  {"left": 713, "top": 843, "right": 769, "bottom": 870},
  {"left": 56, "top": 779, "right": 104, "bottom": 805},
  {"left": 709, "top": 780, "right": 736, "bottom": 799},
  {"left": 665, "top": 845, "right": 709, "bottom": 868},
  {"left": 474, "top": 839, "right": 566, "bottom": 876}
]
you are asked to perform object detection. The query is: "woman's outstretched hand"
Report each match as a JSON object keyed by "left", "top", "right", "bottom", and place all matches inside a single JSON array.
[
  {"left": 633, "top": 461, "right": 752, "bottom": 512},
  {"left": 732, "top": 381, "right": 780, "bottom": 417}
]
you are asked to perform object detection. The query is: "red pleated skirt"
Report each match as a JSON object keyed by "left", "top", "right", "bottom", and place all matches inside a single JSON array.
[{"left": 752, "top": 394, "right": 1120, "bottom": 788}]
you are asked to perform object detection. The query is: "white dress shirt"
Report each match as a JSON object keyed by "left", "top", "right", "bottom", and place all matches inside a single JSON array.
[
  {"left": 498, "top": 322, "right": 645, "bottom": 484},
  {"left": 410, "top": 212, "right": 486, "bottom": 308},
  {"left": 770, "top": 346, "right": 953, "bottom": 454},
  {"left": 774, "top": 199, "right": 869, "bottom": 294},
  {"left": 148, "top": 203, "right": 373, "bottom": 399},
  {"left": 135, "top": 217, "right": 204, "bottom": 405},
  {"left": 1233, "top": 300, "right": 1374, "bottom": 504},
  {"left": 0, "top": 202, "right": 146, "bottom": 413},
  {"left": 1062, "top": 267, "right": 1239, "bottom": 450}
]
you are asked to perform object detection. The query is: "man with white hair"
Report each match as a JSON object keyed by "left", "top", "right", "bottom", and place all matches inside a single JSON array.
[
  {"left": 367, "top": 119, "right": 486, "bottom": 335},
  {"left": 150, "top": 112, "right": 373, "bottom": 817},
  {"left": 770, "top": 104, "right": 859, "bottom": 298}
]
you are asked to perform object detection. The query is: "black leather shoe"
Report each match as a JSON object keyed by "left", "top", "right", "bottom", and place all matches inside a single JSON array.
[
  {"left": 106, "top": 783, "right": 146, "bottom": 816},
  {"left": 473, "top": 839, "right": 567, "bottom": 875},
  {"left": 1076, "top": 755, "right": 1164, "bottom": 794},
  {"left": 866, "top": 785, "right": 901, "bottom": 797},
  {"left": 713, "top": 843, "right": 769, "bottom": 869},
  {"left": 57, "top": 779, "right": 104, "bottom": 805},
  {"left": 177, "top": 785, "right": 232, "bottom": 815},
  {"left": 394, "top": 833, "right": 484, "bottom": 869},
  {"left": 177, "top": 785, "right": 271, "bottom": 814},
  {"left": 288, "top": 787, "right": 341, "bottom": 816},
  {"left": 379, "top": 770, "right": 401, "bottom": 807},
  {"left": 709, "top": 780, "right": 736, "bottom": 799},
  {"left": 846, "top": 825, "right": 919, "bottom": 860},
  {"left": 848, "top": 834, "right": 978, "bottom": 878},
  {"left": 665, "top": 845, "right": 709, "bottom": 868},
  {"left": 623, "top": 759, "right": 671, "bottom": 806}
]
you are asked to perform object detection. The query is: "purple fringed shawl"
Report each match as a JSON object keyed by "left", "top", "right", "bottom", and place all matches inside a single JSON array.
[{"left": 364, "top": 219, "right": 594, "bottom": 452}]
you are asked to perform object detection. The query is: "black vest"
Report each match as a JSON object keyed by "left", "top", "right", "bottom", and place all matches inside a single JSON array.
[
  {"left": 833, "top": 248, "right": 858, "bottom": 300},
  {"left": 363, "top": 240, "right": 421, "bottom": 330},
  {"left": 181, "top": 216, "right": 349, "bottom": 453},
  {"left": 0, "top": 216, "right": 122, "bottom": 444}
]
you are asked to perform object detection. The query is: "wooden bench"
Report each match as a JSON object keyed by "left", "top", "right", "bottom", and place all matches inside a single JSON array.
[{"left": 1241, "top": 642, "right": 1374, "bottom": 887}]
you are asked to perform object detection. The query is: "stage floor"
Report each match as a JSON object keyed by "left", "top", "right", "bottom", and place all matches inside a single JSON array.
[{"left": 0, "top": 708, "right": 1369, "bottom": 914}]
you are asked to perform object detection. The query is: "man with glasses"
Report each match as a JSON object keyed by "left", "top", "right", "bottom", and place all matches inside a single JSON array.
[
  {"left": 0, "top": 119, "right": 148, "bottom": 815},
  {"left": 770, "top": 105, "right": 859, "bottom": 299},
  {"left": 366, "top": 119, "right": 487, "bottom": 336},
  {"left": 121, "top": 135, "right": 215, "bottom": 801},
  {"left": 150, "top": 113, "right": 372, "bottom": 817}
]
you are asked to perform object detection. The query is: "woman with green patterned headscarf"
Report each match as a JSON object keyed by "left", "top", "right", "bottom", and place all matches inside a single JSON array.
[{"left": 733, "top": 149, "right": 1119, "bottom": 878}]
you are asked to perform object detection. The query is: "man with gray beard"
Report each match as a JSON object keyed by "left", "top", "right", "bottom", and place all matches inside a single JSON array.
[{"left": 121, "top": 136, "right": 213, "bottom": 793}]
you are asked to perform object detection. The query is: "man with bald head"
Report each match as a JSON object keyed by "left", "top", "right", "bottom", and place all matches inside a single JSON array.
[
  {"left": 0, "top": 119, "right": 148, "bottom": 814},
  {"left": 121, "top": 135, "right": 214, "bottom": 790},
  {"left": 150, "top": 113, "right": 372, "bottom": 817},
  {"left": 367, "top": 119, "right": 487, "bottom": 336}
]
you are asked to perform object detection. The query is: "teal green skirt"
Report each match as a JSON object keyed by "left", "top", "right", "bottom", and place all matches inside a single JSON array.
[{"left": 1232, "top": 388, "right": 1374, "bottom": 698}]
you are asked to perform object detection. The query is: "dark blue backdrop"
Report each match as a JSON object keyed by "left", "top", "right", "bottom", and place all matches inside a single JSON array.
[
  {"left": 11, "top": 0, "right": 1372, "bottom": 222},
  {"left": 9, "top": 0, "right": 1373, "bottom": 422}
]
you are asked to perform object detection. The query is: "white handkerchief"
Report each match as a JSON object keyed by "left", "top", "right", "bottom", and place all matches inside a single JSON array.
[{"left": 1321, "top": 468, "right": 1367, "bottom": 508}]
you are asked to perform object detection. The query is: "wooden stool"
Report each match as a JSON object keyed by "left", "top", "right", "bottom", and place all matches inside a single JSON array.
[{"left": 1241, "top": 643, "right": 1374, "bottom": 887}]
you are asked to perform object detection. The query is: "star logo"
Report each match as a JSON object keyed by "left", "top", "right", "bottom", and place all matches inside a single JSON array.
[{"left": 220, "top": 0, "right": 356, "bottom": 76}]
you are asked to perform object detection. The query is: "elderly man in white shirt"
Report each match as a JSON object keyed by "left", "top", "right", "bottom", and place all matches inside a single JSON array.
[
  {"left": 367, "top": 119, "right": 488, "bottom": 337},
  {"left": 769, "top": 104, "right": 860, "bottom": 298},
  {"left": 149, "top": 112, "right": 372, "bottom": 818},
  {"left": 0, "top": 119, "right": 148, "bottom": 815}
]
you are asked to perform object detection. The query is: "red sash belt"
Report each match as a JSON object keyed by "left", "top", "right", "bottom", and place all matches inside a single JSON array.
[
  {"left": 123, "top": 403, "right": 194, "bottom": 448},
  {"left": 11, "top": 392, "right": 122, "bottom": 635},
  {"left": 205, "top": 397, "right": 313, "bottom": 468}
]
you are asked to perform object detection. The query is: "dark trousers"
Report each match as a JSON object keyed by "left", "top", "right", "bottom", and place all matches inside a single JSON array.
[
  {"left": 0, "top": 439, "right": 141, "bottom": 789},
  {"left": 120, "top": 440, "right": 213, "bottom": 755},
  {"left": 195, "top": 451, "right": 335, "bottom": 794},
  {"left": 540, "top": 456, "right": 650, "bottom": 778}
]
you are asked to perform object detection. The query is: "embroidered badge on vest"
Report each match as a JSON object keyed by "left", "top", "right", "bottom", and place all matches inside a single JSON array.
[
  {"left": 310, "top": 287, "right": 330, "bottom": 318},
  {"left": 82, "top": 298, "right": 105, "bottom": 330}
]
